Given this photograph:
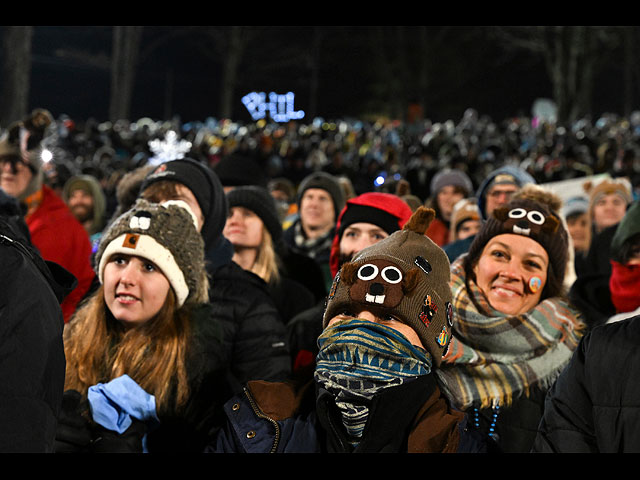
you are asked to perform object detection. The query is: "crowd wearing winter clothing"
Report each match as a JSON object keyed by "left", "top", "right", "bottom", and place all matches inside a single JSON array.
[{"left": 1, "top": 106, "right": 640, "bottom": 453}]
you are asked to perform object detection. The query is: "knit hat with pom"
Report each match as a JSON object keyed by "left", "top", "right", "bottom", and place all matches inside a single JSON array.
[
  {"left": 465, "top": 185, "right": 569, "bottom": 299},
  {"left": 95, "top": 198, "right": 208, "bottom": 307},
  {"left": 323, "top": 206, "right": 454, "bottom": 367}
]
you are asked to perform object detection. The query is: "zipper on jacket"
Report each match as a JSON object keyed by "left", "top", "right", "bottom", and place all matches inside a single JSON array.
[
  {"left": 243, "top": 387, "right": 281, "bottom": 453},
  {"left": 0, "top": 233, "right": 35, "bottom": 261}
]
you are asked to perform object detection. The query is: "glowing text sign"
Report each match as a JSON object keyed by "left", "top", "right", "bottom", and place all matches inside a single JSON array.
[{"left": 242, "top": 91, "right": 305, "bottom": 122}]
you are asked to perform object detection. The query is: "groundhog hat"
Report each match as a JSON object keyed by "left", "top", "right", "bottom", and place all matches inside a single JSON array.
[{"left": 323, "top": 206, "right": 454, "bottom": 367}]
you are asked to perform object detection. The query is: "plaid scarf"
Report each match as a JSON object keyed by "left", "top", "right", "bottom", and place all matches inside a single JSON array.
[
  {"left": 436, "top": 256, "right": 584, "bottom": 410},
  {"left": 315, "top": 318, "right": 432, "bottom": 446},
  {"left": 291, "top": 219, "right": 334, "bottom": 261}
]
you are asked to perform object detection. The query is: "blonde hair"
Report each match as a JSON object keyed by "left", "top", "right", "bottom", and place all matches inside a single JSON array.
[
  {"left": 63, "top": 285, "right": 192, "bottom": 414},
  {"left": 251, "top": 228, "right": 281, "bottom": 284}
]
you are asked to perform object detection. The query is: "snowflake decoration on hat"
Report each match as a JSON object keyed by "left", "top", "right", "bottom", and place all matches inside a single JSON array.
[{"left": 148, "top": 130, "right": 192, "bottom": 166}]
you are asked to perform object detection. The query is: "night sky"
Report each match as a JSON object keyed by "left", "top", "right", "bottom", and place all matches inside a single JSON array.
[{"left": 24, "top": 26, "right": 631, "bottom": 125}]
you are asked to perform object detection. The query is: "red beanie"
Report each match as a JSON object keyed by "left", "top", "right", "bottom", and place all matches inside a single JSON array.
[{"left": 328, "top": 192, "right": 413, "bottom": 278}]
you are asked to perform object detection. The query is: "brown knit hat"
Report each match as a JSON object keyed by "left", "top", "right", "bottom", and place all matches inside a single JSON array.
[
  {"left": 95, "top": 199, "right": 208, "bottom": 307},
  {"left": 584, "top": 177, "right": 632, "bottom": 218},
  {"left": 465, "top": 186, "right": 569, "bottom": 299},
  {"left": 323, "top": 207, "right": 454, "bottom": 367}
]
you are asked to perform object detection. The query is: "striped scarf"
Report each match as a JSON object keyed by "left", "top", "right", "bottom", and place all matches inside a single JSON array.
[
  {"left": 436, "top": 256, "right": 584, "bottom": 410},
  {"left": 315, "top": 318, "right": 432, "bottom": 446}
]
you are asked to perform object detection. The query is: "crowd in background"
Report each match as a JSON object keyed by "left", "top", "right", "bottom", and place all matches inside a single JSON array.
[{"left": 1, "top": 105, "right": 640, "bottom": 454}]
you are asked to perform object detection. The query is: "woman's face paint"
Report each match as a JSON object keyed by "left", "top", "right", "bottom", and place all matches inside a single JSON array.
[{"left": 529, "top": 276, "right": 542, "bottom": 294}]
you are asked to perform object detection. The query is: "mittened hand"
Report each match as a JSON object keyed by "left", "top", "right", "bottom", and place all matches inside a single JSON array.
[{"left": 54, "top": 390, "right": 93, "bottom": 453}]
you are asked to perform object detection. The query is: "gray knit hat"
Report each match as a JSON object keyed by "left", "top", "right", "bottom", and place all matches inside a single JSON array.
[
  {"left": 323, "top": 207, "right": 454, "bottom": 367},
  {"left": 430, "top": 168, "right": 473, "bottom": 197},
  {"left": 95, "top": 199, "right": 208, "bottom": 307}
]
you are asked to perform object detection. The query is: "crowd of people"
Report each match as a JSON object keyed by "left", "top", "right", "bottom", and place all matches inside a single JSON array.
[{"left": 1, "top": 105, "right": 639, "bottom": 453}]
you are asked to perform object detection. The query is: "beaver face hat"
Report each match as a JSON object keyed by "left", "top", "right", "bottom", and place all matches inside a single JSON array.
[
  {"left": 323, "top": 206, "right": 454, "bottom": 367},
  {"left": 95, "top": 199, "right": 208, "bottom": 307}
]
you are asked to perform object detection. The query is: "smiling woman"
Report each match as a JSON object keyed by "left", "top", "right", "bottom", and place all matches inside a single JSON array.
[{"left": 436, "top": 185, "right": 584, "bottom": 453}]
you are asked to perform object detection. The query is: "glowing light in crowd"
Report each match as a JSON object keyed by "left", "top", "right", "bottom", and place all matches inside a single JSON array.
[
  {"left": 41, "top": 149, "right": 53, "bottom": 163},
  {"left": 242, "top": 92, "right": 305, "bottom": 122}
]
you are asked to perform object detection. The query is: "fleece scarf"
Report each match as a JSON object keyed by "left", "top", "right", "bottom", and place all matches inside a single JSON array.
[
  {"left": 314, "top": 318, "right": 432, "bottom": 446},
  {"left": 436, "top": 256, "right": 584, "bottom": 410}
]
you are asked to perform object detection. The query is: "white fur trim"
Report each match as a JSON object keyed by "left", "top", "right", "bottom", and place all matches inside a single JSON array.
[{"left": 98, "top": 233, "right": 189, "bottom": 307}]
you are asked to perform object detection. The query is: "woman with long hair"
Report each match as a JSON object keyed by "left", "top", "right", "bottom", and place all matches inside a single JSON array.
[
  {"left": 223, "top": 185, "right": 315, "bottom": 324},
  {"left": 55, "top": 199, "right": 229, "bottom": 453}
]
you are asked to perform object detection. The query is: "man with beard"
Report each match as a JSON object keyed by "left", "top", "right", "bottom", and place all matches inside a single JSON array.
[
  {"left": 286, "top": 192, "right": 413, "bottom": 380},
  {"left": 63, "top": 174, "right": 107, "bottom": 247}
]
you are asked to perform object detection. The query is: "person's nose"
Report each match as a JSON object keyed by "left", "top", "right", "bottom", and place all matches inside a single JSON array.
[
  {"left": 118, "top": 262, "right": 139, "bottom": 288},
  {"left": 356, "top": 310, "right": 378, "bottom": 323},
  {"left": 498, "top": 260, "right": 523, "bottom": 281}
]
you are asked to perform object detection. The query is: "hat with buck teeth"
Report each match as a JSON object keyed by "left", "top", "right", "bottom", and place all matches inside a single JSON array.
[
  {"left": 95, "top": 198, "right": 208, "bottom": 307},
  {"left": 323, "top": 206, "right": 454, "bottom": 367}
]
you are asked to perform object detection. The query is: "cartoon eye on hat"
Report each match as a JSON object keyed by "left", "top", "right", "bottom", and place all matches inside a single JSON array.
[
  {"left": 508, "top": 208, "right": 545, "bottom": 225},
  {"left": 129, "top": 211, "right": 153, "bottom": 230}
]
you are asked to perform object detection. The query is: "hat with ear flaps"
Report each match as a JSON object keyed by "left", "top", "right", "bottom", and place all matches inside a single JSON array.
[
  {"left": 95, "top": 198, "right": 208, "bottom": 308},
  {"left": 323, "top": 206, "right": 454, "bottom": 367}
]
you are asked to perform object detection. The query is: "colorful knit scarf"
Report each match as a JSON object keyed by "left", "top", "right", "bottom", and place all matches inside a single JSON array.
[
  {"left": 315, "top": 318, "right": 432, "bottom": 446},
  {"left": 436, "top": 256, "right": 584, "bottom": 410},
  {"left": 291, "top": 219, "right": 334, "bottom": 261}
]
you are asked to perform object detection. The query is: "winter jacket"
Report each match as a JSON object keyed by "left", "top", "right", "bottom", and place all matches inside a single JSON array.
[
  {"left": 425, "top": 216, "right": 450, "bottom": 247},
  {"left": 0, "top": 214, "right": 72, "bottom": 452},
  {"left": 532, "top": 315, "right": 640, "bottom": 453},
  {"left": 25, "top": 185, "right": 95, "bottom": 322},
  {"left": 55, "top": 303, "right": 232, "bottom": 453},
  {"left": 208, "top": 374, "right": 486, "bottom": 453},
  {"left": 209, "top": 259, "right": 291, "bottom": 393}
]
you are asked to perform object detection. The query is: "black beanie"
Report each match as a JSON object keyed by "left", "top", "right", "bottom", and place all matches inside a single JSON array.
[
  {"left": 214, "top": 153, "right": 268, "bottom": 188},
  {"left": 337, "top": 204, "right": 404, "bottom": 239},
  {"left": 226, "top": 186, "right": 283, "bottom": 244},
  {"left": 141, "top": 158, "right": 228, "bottom": 251},
  {"left": 297, "top": 171, "right": 346, "bottom": 219}
]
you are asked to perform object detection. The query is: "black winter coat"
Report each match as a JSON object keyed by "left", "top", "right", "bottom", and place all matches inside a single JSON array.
[
  {"left": 0, "top": 213, "right": 72, "bottom": 452},
  {"left": 209, "top": 260, "right": 291, "bottom": 393},
  {"left": 532, "top": 315, "right": 640, "bottom": 453}
]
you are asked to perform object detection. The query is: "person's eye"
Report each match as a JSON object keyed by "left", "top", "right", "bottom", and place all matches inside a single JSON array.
[
  {"left": 144, "top": 262, "right": 157, "bottom": 272},
  {"left": 112, "top": 255, "right": 127, "bottom": 265},
  {"left": 344, "top": 231, "right": 357, "bottom": 238},
  {"left": 525, "top": 260, "right": 542, "bottom": 270},
  {"left": 491, "top": 250, "right": 506, "bottom": 259}
]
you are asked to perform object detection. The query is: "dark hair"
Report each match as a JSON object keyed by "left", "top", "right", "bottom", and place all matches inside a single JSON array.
[{"left": 620, "top": 233, "right": 640, "bottom": 265}]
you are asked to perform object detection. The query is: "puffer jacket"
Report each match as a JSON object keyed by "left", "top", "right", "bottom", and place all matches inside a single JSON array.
[
  {"left": 532, "top": 315, "right": 640, "bottom": 453},
  {"left": 208, "top": 374, "right": 486, "bottom": 453},
  {"left": 210, "top": 260, "right": 291, "bottom": 393}
]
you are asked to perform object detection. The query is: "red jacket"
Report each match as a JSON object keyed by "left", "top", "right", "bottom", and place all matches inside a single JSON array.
[
  {"left": 425, "top": 217, "right": 450, "bottom": 248},
  {"left": 26, "top": 185, "right": 95, "bottom": 322}
]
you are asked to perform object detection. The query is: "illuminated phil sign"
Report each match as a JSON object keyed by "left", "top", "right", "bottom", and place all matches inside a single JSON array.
[{"left": 242, "top": 91, "right": 305, "bottom": 122}]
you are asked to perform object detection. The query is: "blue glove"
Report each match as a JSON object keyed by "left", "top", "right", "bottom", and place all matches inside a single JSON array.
[{"left": 88, "top": 375, "right": 160, "bottom": 452}]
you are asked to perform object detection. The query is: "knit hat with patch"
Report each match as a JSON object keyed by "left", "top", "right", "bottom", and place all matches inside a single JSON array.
[
  {"left": 297, "top": 171, "right": 346, "bottom": 220},
  {"left": 465, "top": 186, "right": 569, "bottom": 300},
  {"left": 226, "top": 185, "right": 283, "bottom": 244},
  {"left": 323, "top": 206, "right": 454, "bottom": 367},
  {"left": 95, "top": 199, "right": 208, "bottom": 307}
]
